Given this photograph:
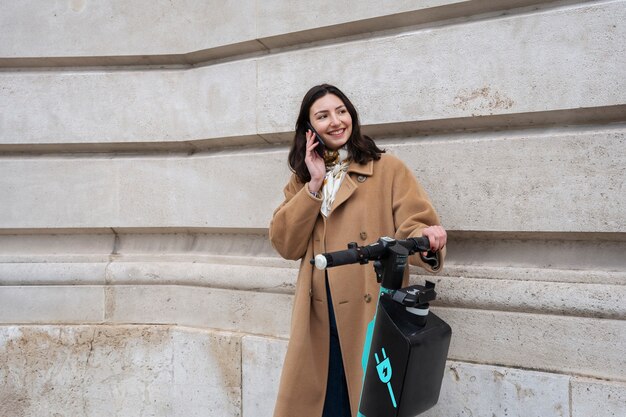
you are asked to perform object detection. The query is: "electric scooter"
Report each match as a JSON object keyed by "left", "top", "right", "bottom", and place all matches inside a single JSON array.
[{"left": 311, "top": 236, "right": 451, "bottom": 417}]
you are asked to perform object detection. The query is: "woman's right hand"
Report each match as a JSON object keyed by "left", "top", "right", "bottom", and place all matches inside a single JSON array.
[{"left": 305, "top": 129, "right": 326, "bottom": 193}]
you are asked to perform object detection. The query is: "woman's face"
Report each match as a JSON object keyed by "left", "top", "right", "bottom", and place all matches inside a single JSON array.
[{"left": 309, "top": 93, "right": 353, "bottom": 151}]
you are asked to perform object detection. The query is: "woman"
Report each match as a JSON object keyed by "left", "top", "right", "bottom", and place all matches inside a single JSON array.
[{"left": 269, "top": 84, "right": 447, "bottom": 417}]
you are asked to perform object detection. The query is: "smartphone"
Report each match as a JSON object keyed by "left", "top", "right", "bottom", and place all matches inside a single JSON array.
[{"left": 306, "top": 121, "right": 326, "bottom": 157}]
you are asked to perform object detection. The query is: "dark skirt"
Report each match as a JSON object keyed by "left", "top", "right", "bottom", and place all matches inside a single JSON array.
[{"left": 322, "top": 276, "right": 352, "bottom": 417}]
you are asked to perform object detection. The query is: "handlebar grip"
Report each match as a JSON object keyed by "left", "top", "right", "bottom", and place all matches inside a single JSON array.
[
  {"left": 409, "top": 236, "right": 430, "bottom": 252},
  {"left": 311, "top": 248, "right": 360, "bottom": 270}
]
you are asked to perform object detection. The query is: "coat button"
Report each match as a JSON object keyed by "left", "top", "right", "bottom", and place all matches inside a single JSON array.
[
  {"left": 360, "top": 231, "right": 367, "bottom": 240},
  {"left": 364, "top": 293, "right": 372, "bottom": 303},
  {"left": 357, "top": 175, "right": 366, "bottom": 183}
]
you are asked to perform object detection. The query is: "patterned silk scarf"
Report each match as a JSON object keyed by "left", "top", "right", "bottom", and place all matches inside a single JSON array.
[{"left": 321, "top": 148, "right": 350, "bottom": 217}]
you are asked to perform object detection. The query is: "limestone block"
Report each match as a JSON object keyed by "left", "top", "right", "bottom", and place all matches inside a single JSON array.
[
  {"left": 242, "top": 336, "right": 288, "bottom": 417},
  {"left": 0, "top": 286, "right": 104, "bottom": 323},
  {"left": 436, "top": 231, "right": 626, "bottom": 275},
  {"left": 571, "top": 377, "right": 626, "bottom": 417},
  {"left": 0, "top": 262, "right": 108, "bottom": 285},
  {"left": 257, "top": 1, "right": 626, "bottom": 134},
  {"left": 0, "top": 325, "right": 172, "bottom": 416},
  {"left": 435, "top": 306, "right": 626, "bottom": 381},
  {"left": 0, "top": 157, "right": 120, "bottom": 227},
  {"left": 0, "top": 325, "right": 242, "bottom": 417},
  {"left": 386, "top": 129, "right": 626, "bottom": 232},
  {"left": 428, "top": 276, "right": 626, "bottom": 319},
  {"left": 0, "top": 61, "right": 257, "bottom": 145},
  {"left": 171, "top": 327, "right": 242, "bottom": 417},
  {"left": 106, "top": 261, "right": 296, "bottom": 294},
  {"left": 112, "top": 230, "right": 279, "bottom": 258},
  {"left": 0, "top": 0, "right": 256, "bottom": 58},
  {"left": 0, "top": 148, "right": 289, "bottom": 229},
  {"left": 0, "top": 231, "right": 115, "bottom": 256},
  {"left": 107, "top": 285, "right": 293, "bottom": 338},
  {"left": 426, "top": 264, "right": 625, "bottom": 286},
  {"left": 422, "top": 361, "right": 570, "bottom": 417},
  {"left": 257, "top": 0, "right": 541, "bottom": 46},
  {"left": 258, "top": 0, "right": 445, "bottom": 38}
]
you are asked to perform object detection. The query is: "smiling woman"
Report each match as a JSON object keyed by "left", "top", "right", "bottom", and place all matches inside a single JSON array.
[{"left": 269, "top": 84, "right": 447, "bottom": 417}]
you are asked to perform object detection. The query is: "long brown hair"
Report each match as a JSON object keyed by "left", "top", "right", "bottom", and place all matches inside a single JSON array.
[{"left": 288, "top": 84, "right": 384, "bottom": 183}]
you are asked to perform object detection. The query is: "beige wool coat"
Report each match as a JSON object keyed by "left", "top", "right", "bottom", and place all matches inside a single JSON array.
[{"left": 269, "top": 153, "right": 444, "bottom": 417}]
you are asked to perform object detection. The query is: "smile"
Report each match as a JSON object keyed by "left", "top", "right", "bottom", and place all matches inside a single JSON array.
[{"left": 328, "top": 128, "right": 345, "bottom": 137}]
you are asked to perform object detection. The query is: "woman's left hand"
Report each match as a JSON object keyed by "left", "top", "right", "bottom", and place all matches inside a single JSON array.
[{"left": 421, "top": 225, "right": 447, "bottom": 253}]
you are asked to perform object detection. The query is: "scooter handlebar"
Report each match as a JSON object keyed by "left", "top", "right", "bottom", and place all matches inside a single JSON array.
[{"left": 311, "top": 236, "right": 430, "bottom": 270}]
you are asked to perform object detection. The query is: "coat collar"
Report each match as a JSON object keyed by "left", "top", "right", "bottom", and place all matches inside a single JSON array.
[{"left": 346, "top": 158, "right": 374, "bottom": 176}]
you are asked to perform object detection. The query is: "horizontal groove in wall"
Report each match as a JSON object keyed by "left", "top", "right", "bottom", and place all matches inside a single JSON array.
[
  {"left": 1, "top": 106, "right": 624, "bottom": 156},
  {"left": 0, "top": 226, "right": 268, "bottom": 235},
  {"left": 0, "top": 134, "right": 271, "bottom": 156},
  {"left": 2, "top": 255, "right": 622, "bottom": 286},
  {"left": 2, "top": 226, "right": 626, "bottom": 239},
  {"left": 0, "top": 40, "right": 267, "bottom": 70},
  {"left": 2, "top": 265, "right": 623, "bottom": 319},
  {"left": 362, "top": 106, "right": 626, "bottom": 140},
  {"left": 1, "top": 229, "right": 624, "bottom": 283},
  {"left": 417, "top": 266, "right": 626, "bottom": 286},
  {"left": 2, "top": 226, "right": 626, "bottom": 236},
  {"left": 0, "top": 278, "right": 626, "bottom": 322},
  {"left": 2, "top": 228, "right": 624, "bottom": 271},
  {"left": 442, "top": 359, "right": 625, "bottom": 387},
  {"left": 0, "top": 0, "right": 592, "bottom": 70},
  {"left": 0, "top": 285, "right": 293, "bottom": 338}
]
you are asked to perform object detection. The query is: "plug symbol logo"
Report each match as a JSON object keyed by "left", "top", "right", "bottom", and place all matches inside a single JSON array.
[{"left": 374, "top": 348, "right": 397, "bottom": 408}]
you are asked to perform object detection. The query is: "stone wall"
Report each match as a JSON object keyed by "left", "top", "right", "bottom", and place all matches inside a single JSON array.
[{"left": 1, "top": 1, "right": 625, "bottom": 416}]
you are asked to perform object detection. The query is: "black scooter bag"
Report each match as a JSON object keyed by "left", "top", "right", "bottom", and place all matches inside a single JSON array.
[{"left": 359, "top": 283, "right": 451, "bottom": 416}]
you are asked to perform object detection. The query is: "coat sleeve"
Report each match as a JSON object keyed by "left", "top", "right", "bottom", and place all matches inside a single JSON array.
[
  {"left": 390, "top": 157, "right": 445, "bottom": 272},
  {"left": 269, "top": 174, "right": 323, "bottom": 260}
]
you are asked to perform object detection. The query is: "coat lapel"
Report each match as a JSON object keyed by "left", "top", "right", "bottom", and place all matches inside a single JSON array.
[{"left": 327, "top": 159, "right": 374, "bottom": 215}]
